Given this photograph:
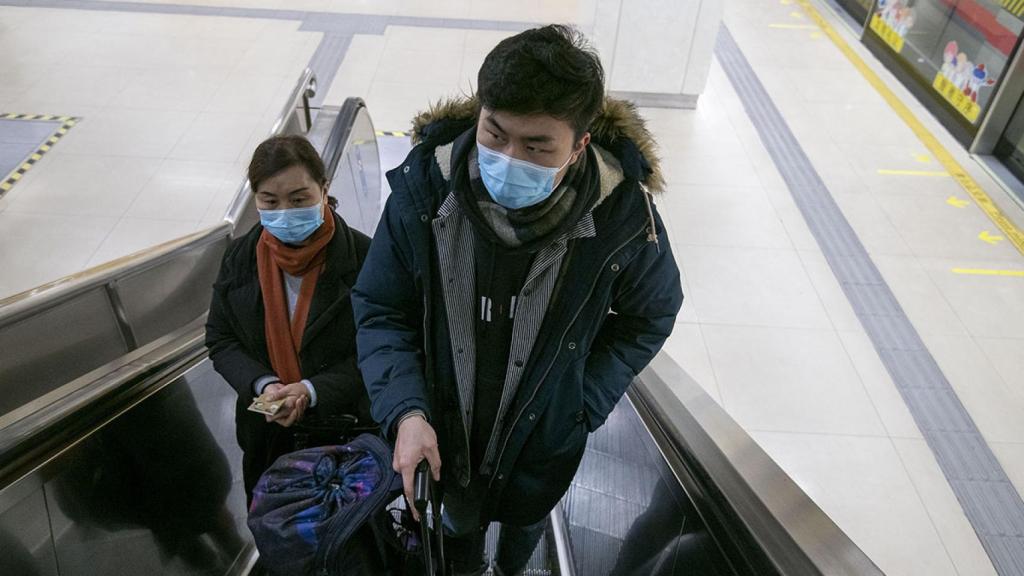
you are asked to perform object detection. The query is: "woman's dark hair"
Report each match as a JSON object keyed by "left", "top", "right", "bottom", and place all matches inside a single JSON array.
[
  {"left": 248, "top": 135, "right": 337, "bottom": 208},
  {"left": 478, "top": 24, "right": 605, "bottom": 137}
]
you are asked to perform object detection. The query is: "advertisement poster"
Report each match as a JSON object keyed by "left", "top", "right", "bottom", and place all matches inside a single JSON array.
[
  {"left": 933, "top": 40, "right": 996, "bottom": 122},
  {"left": 870, "top": 0, "right": 917, "bottom": 53}
]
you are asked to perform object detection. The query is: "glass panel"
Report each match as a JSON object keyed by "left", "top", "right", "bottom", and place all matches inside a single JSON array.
[
  {"left": 835, "top": 0, "right": 876, "bottom": 26},
  {"left": 866, "top": 0, "right": 1024, "bottom": 126},
  {"left": 994, "top": 94, "right": 1024, "bottom": 201}
]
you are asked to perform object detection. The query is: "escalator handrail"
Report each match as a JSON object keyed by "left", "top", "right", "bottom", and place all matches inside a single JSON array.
[
  {"left": 629, "top": 353, "right": 884, "bottom": 576},
  {"left": 322, "top": 97, "right": 367, "bottom": 181},
  {"left": 0, "top": 68, "right": 317, "bottom": 326}
]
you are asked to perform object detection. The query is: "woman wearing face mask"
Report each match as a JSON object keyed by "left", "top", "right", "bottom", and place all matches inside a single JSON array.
[{"left": 205, "top": 135, "right": 374, "bottom": 501}]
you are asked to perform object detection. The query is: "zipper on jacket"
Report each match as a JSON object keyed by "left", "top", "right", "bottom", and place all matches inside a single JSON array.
[{"left": 486, "top": 225, "right": 645, "bottom": 486}]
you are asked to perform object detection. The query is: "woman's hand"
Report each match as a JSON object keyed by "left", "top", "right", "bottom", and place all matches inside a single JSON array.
[{"left": 263, "top": 382, "right": 310, "bottom": 427}]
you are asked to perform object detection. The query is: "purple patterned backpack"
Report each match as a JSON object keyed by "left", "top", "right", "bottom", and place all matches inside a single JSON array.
[{"left": 247, "top": 434, "right": 429, "bottom": 576}]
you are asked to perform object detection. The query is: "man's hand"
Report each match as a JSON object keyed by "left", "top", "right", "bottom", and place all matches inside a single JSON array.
[
  {"left": 263, "top": 382, "right": 310, "bottom": 427},
  {"left": 394, "top": 413, "right": 440, "bottom": 521}
]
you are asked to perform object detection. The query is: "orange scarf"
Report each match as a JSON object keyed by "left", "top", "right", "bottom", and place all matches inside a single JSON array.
[{"left": 256, "top": 207, "right": 335, "bottom": 384}]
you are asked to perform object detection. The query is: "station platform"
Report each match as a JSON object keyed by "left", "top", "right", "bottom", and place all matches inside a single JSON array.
[{"left": 1, "top": 1, "right": 1023, "bottom": 574}]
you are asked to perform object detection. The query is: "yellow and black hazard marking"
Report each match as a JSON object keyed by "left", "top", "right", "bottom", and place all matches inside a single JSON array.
[
  {"left": 1003, "top": 0, "right": 1024, "bottom": 18},
  {"left": 376, "top": 130, "right": 410, "bottom": 138},
  {"left": 0, "top": 113, "right": 79, "bottom": 196}
]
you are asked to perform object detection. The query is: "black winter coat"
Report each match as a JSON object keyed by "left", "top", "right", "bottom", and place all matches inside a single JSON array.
[{"left": 205, "top": 211, "right": 374, "bottom": 498}]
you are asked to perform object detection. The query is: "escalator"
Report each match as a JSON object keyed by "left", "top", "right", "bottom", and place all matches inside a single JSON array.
[{"left": 0, "top": 71, "right": 882, "bottom": 576}]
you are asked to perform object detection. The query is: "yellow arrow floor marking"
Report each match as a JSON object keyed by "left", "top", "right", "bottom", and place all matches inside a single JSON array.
[
  {"left": 913, "top": 153, "right": 932, "bottom": 163},
  {"left": 979, "top": 231, "right": 1005, "bottom": 245},
  {"left": 952, "top": 268, "right": 1024, "bottom": 277},
  {"left": 947, "top": 196, "right": 970, "bottom": 208},
  {"left": 796, "top": 0, "right": 1024, "bottom": 257},
  {"left": 877, "top": 169, "right": 950, "bottom": 177}
]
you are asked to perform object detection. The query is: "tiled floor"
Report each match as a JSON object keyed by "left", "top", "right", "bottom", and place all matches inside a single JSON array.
[
  {"left": 0, "top": 6, "right": 317, "bottom": 297},
  {"left": 2, "top": 1, "right": 1024, "bottom": 574}
]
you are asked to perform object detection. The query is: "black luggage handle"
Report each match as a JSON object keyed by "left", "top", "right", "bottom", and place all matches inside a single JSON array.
[{"left": 413, "top": 460, "right": 447, "bottom": 576}]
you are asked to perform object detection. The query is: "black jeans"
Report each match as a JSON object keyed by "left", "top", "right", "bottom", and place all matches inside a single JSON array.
[{"left": 442, "top": 482, "right": 547, "bottom": 576}]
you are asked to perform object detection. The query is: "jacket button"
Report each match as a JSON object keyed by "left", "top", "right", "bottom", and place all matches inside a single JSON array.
[
  {"left": 403, "top": 166, "right": 410, "bottom": 174},
  {"left": 611, "top": 263, "right": 620, "bottom": 272},
  {"left": 575, "top": 411, "right": 585, "bottom": 423},
  {"left": 528, "top": 413, "right": 536, "bottom": 421},
  {"left": 568, "top": 342, "right": 576, "bottom": 350},
  {"left": 514, "top": 359, "right": 524, "bottom": 368},
  {"left": 497, "top": 474, "right": 504, "bottom": 480},
  {"left": 420, "top": 214, "right": 428, "bottom": 222}
]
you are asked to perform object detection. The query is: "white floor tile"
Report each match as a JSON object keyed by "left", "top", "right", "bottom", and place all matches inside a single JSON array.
[
  {"left": 920, "top": 331, "right": 1024, "bottom": 445},
  {"left": 366, "top": 82, "right": 463, "bottom": 132},
  {"left": 5, "top": 155, "right": 161, "bottom": 218},
  {"left": 831, "top": 192, "right": 917, "bottom": 257},
  {"left": 383, "top": 25, "right": 467, "bottom": 54},
  {"left": 989, "top": 442, "right": 1024, "bottom": 506},
  {"left": 374, "top": 48, "right": 465, "bottom": 87},
  {"left": 922, "top": 259, "right": 1024, "bottom": 339},
  {"left": 323, "top": 34, "right": 387, "bottom": 106},
  {"left": 751, "top": 431, "right": 958, "bottom": 576},
  {"left": 658, "top": 322, "right": 721, "bottom": 404},
  {"left": 892, "top": 438, "right": 998, "bottom": 576},
  {"left": 675, "top": 245, "right": 832, "bottom": 329},
  {"left": 56, "top": 109, "right": 198, "bottom": 159},
  {"left": 796, "top": 250, "right": 862, "bottom": 332},
  {"left": 978, "top": 337, "right": 1024, "bottom": 394},
  {"left": 703, "top": 324, "right": 887, "bottom": 436},
  {"left": 0, "top": 212, "right": 118, "bottom": 298},
  {"left": 126, "top": 159, "right": 241, "bottom": 222},
  {"left": 657, "top": 184, "right": 793, "bottom": 249},
  {"left": 762, "top": 187, "right": 821, "bottom": 252},
  {"left": 879, "top": 195, "right": 1024, "bottom": 262},
  {"left": 11, "top": 65, "right": 135, "bottom": 112},
  {"left": 169, "top": 112, "right": 266, "bottom": 163},
  {"left": 87, "top": 217, "right": 199, "bottom": 267},
  {"left": 872, "top": 254, "right": 968, "bottom": 336},
  {"left": 836, "top": 330, "right": 923, "bottom": 440}
]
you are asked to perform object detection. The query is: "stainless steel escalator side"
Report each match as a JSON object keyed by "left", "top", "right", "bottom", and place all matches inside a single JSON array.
[
  {"left": 0, "top": 68, "right": 317, "bottom": 414},
  {"left": 623, "top": 352, "right": 884, "bottom": 576}
]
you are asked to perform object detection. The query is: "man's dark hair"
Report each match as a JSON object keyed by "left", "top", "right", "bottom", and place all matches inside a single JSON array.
[
  {"left": 248, "top": 135, "right": 337, "bottom": 208},
  {"left": 478, "top": 24, "right": 605, "bottom": 137}
]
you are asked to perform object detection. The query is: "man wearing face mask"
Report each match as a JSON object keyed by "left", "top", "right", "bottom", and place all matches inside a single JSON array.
[{"left": 352, "top": 25, "right": 683, "bottom": 576}]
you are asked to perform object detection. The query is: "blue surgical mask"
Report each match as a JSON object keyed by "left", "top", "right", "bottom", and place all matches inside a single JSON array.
[
  {"left": 477, "top": 142, "right": 574, "bottom": 210},
  {"left": 258, "top": 204, "right": 324, "bottom": 244}
]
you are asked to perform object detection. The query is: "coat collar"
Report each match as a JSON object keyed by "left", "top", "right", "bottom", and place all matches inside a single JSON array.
[{"left": 409, "top": 94, "right": 665, "bottom": 193}]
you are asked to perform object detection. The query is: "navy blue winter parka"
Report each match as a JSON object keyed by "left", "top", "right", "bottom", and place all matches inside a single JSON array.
[{"left": 352, "top": 96, "right": 683, "bottom": 526}]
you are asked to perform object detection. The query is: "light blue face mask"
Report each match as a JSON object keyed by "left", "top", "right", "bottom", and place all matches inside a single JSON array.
[
  {"left": 477, "top": 142, "right": 575, "bottom": 210},
  {"left": 258, "top": 204, "right": 324, "bottom": 244}
]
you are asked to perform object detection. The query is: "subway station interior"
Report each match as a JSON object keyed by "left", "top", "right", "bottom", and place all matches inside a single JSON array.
[{"left": 1, "top": 0, "right": 1024, "bottom": 574}]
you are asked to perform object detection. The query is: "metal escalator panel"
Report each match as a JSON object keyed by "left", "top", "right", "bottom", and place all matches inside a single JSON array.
[
  {"left": 37, "top": 359, "right": 249, "bottom": 576},
  {"left": 562, "top": 398, "right": 735, "bottom": 576}
]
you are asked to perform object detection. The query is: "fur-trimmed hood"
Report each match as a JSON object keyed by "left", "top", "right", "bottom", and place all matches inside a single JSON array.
[{"left": 409, "top": 95, "right": 666, "bottom": 193}]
